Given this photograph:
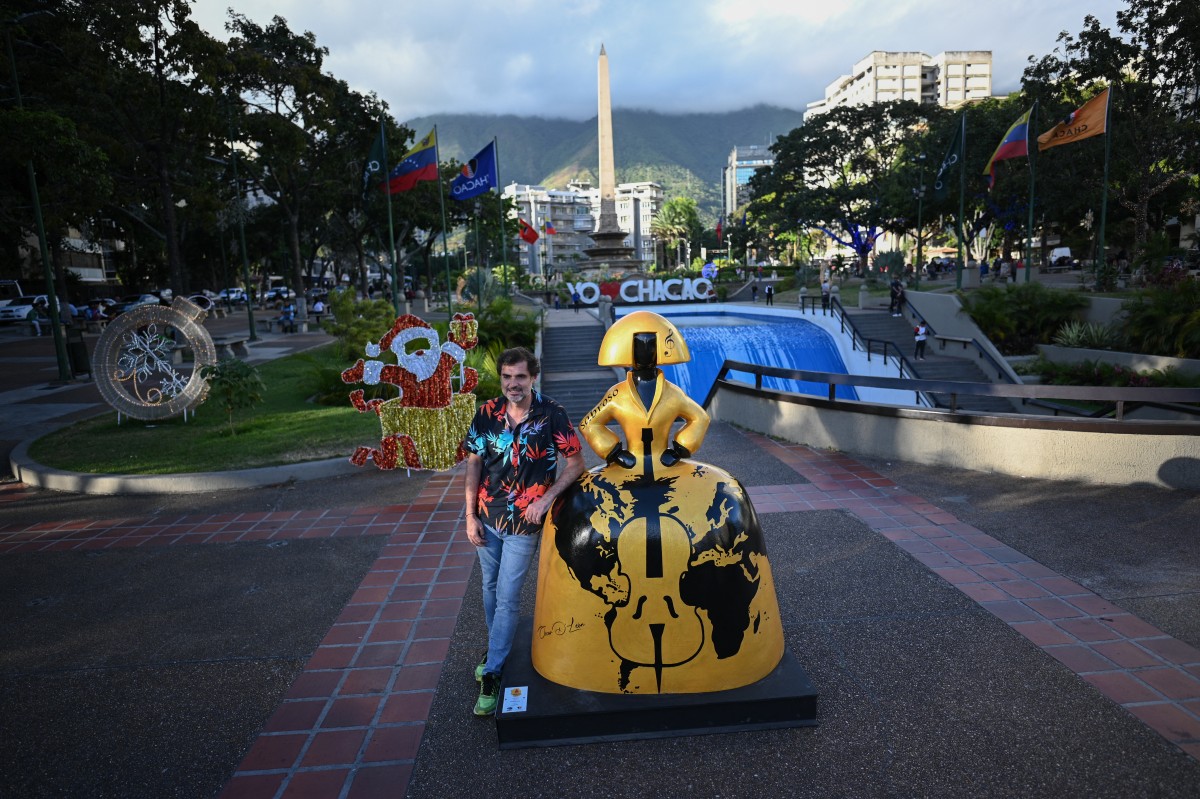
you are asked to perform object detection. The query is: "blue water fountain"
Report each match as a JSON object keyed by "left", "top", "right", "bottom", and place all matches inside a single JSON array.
[{"left": 658, "top": 318, "right": 858, "bottom": 404}]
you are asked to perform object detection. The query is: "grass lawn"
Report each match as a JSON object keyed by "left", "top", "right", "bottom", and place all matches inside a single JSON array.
[{"left": 30, "top": 345, "right": 387, "bottom": 475}]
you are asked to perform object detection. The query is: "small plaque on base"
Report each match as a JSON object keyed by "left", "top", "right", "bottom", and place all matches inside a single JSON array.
[{"left": 496, "top": 618, "right": 818, "bottom": 749}]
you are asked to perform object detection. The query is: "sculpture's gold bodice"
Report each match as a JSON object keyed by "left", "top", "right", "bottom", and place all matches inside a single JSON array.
[{"left": 578, "top": 371, "right": 709, "bottom": 467}]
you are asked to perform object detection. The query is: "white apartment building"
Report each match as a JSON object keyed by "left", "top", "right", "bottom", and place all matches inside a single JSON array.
[
  {"left": 503, "top": 183, "right": 595, "bottom": 276},
  {"left": 504, "top": 180, "right": 664, "bottom": 275},
  {"left": 805, "top": 50, "right": 993, "bottom": 119}
]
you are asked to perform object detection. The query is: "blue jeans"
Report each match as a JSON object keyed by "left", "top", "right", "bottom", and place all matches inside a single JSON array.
[{"left": 477, "top": 526, "right": 539, "bottom": 676}]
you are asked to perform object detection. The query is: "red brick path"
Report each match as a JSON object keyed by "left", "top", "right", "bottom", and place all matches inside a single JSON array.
[{"left": 3, "top": 442, "right": 1197, "bottom": 797}]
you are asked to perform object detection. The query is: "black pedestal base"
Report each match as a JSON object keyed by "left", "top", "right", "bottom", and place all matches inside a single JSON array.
[{"left": 495, "top": 617, "right": 818, "bottom": 749}]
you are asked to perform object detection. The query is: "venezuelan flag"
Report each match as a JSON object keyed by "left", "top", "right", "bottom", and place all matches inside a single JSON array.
[
  {"left": 387, "top": 129, "right": 438, "bottom": 193},
  {"left": 982, "top": 108, "right": 1032, "bottom": 188}
]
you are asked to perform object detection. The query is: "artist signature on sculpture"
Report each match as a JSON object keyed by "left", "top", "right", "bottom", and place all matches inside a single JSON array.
[{"left": 536, "top": 618, "right": 585, "bottom": 639}]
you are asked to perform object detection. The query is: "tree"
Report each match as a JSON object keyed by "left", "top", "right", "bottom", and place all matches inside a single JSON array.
[
  {"left": 69, "top": 0, "right": 225, "bottom": 295},
  {"left": 1023, "top": 2, "right": 1200, "bottom": 263},
  {"left": 226, "top": 12, "right": 344, "bottom": 317},
  {"left": 752, "top": 101, "right": 938, "bottom": 274},
  {"left": 651, "top": 197, "right": 700, "bottom": 268}
]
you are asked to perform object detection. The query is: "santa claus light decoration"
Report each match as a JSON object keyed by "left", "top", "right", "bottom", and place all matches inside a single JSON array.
[{"left": 341, "top": 313, "right": 479, "bottom": 471}]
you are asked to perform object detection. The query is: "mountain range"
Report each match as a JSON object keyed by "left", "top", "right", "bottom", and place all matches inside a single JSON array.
[{"left": 404, "top": 104, "right": 806, "bottom": 223}]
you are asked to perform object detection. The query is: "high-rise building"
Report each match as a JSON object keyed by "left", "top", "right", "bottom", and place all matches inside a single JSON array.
[
  {"left": 723, "top": 144, "right": 775, "bottom": 217},
  {"left": 805, "top": 50, "right": 992, "bottom": 120},
  {"left": 503, "top": 183, "right": 595, "bottom": 277}
]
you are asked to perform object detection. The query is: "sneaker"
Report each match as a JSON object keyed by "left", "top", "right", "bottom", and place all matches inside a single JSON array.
[
  {"left": 474, "top": 672, "right": 500, "bottom": 717},
  {"left": 474, "top": 651, "right": 488, "bottom": 682}
]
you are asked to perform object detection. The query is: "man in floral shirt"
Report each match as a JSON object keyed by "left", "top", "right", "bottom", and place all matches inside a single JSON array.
[{"left": 462, "top": 347, "right": 584, "bottom": 716}]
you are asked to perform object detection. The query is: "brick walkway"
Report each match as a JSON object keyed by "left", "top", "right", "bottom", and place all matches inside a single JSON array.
[
  {"left": 742, "top": 433, "right": 1200, "bottom": 763},
  {"left": 2, "top": 440, "right": 1197, "bottom": 797}
]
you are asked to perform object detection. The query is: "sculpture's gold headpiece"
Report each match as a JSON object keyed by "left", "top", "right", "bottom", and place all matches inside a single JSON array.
[{"left": 597, "top": 311, "right": 690, "bottom": 367}]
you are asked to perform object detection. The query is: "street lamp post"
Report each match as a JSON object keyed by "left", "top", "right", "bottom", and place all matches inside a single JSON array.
[
  {"left": 912, "top": 152, "right": 927, "bottom": 291},
  {"left": 5, "top": 14, "right": 71, "bottom": 381},
  {"left": 224, "top": 103, "right": 259, "bottom": 341}
]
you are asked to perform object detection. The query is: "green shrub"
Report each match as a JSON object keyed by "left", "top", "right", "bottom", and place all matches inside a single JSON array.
[
  {"left": 322, "top": 287, "right": 397, "bottom": 360},
  {"left": 1034, "top": 358, "right": 1200, "bottom": 389},
  {"left": 1121, "top": 279, "right": 1200, "bottom": 358},
  {"left": 875, "top": 251, "right": 905, "bottom": 280},
  {"left": 1052, "top": 320, "right": 1125, "bottom": 350},
  {"left": 199, "top": 358, "right": 265, "bottom": 435},
  {"left": 959, "top": 282, "right": 1087, "bottom": 355},
  {"left": 474, "top": 297, "right": 538, "bottom": 351}
]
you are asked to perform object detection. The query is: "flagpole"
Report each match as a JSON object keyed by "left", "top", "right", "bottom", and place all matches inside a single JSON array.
[
  {"left": 494, "top": 137, "right": 510, "bottom": 298},
  {"left": 380, "top": 119, "right": 401, "bottom": 315},
  {"left": 956, "top": 111, "right": 966, "bottom": 290},
  {"left": 1096, "top": 86, "right": 1112, "bottom": 285},
  {"left": 1025, "top": 101, "right": 1038, "bottom": 283},
  {"left": 433, "top": 125, "right": 453, "bottom": 322},
  {"left": 473, "top": 202, "right": 482, "bottom": 314}
]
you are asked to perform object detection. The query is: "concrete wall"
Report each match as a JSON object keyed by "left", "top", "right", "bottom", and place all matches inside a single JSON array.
[
  {"left": 905, "top": 291, "right": 1023, "bottom": 385},
  {"left": 1038, "top": 344, "right": 1200, "bottom": 379},
  {"left": 1081, "top": 297, "right": 1127, "bottom": 325},
  {"left": 709, "top": 387, "right": 1200, "bottom": 490}
]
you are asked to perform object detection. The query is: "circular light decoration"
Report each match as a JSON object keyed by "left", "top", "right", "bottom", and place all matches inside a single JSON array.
[{"left": 93, "top": 297, "right": 218, "bottom": 422}]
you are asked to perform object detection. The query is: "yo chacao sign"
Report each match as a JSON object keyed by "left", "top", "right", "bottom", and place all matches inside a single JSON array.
[{"left": 567, "top": 277, "right": 713, "bottom": 305}]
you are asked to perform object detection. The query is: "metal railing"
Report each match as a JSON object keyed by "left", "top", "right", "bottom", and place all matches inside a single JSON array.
[
  {"left": 902, "top": 303, "right": 1013, "bottom": 384},
  {"left": 798, "top": 294, "right": 924, "bottom": 384},
  {"left": 701, "top": 359, "right": 1200, "bottom": 423}
]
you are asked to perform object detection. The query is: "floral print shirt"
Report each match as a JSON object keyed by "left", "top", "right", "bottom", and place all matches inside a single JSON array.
[{"left": 463, "top": 391, "right": 582, "bottom": 536}]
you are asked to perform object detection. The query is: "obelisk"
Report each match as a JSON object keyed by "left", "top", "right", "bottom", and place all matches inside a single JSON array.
[
  {"left": 585, "top": 44, "right": 638, "bottom": 268},
  {"left": 597, "top": 44, "right": 616, "bottom": 215}
]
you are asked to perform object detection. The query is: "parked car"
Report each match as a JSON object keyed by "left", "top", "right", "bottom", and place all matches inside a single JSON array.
[
  {"left": 0, "top": 295, "right": 46, "bottom": 323},
  {"left": 219, "top": 287, "right": 247, "bottom": 304},
  {"left": 110, "top": 294, "right": 162, "bottom": 315},
  {"left": 186, "top": 292, "right": 215, "bottom": 311},
  {"left": 0, "top": 295, "right": 84, "bottom": 322},
  {"left": 265, "top": 286, "right": 292, "bottom": 302}
]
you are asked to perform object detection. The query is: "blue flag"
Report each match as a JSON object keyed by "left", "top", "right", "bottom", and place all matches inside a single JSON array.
[{"left": 450, "top": 141, "right": 498, "bottom": 201}]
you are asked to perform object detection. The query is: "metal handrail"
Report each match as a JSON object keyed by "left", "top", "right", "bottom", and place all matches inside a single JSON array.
[
  {"left": 800, "top": 295, "right": 923, "bottom": 382},
  {"left": 700, "top": 358, "right": 1200, "bottom": 422},
  {"left": 903, "top": 303, "right": 1012, "bottom": 384}
]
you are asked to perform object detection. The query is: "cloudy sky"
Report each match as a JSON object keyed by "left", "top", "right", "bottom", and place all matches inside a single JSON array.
[{"left": 190, "top": 0, "right": 1125, "bottom": 123}]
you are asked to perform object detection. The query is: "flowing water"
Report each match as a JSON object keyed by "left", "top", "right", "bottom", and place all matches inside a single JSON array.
[{"left": 657, "top": 315, "right": 858, "bottom": 404}]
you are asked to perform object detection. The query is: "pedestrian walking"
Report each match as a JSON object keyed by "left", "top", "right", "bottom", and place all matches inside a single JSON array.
[
  {"left": 571, "top": 290, "right": 581, "bottom": 313},
  {"left": 889, "top": 278, "right": 904, "bottom": 317},
  {"left": 914, "top": 322, "right": 929, "bottom": 360},
  {"left": 751, "top": 284, "right": 758, "bottom": 303},
  {"left": 764, "top": 284, "right": 774, "bottom": 306}
]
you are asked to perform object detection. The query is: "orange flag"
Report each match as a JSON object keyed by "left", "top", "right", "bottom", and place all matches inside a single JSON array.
[{"left": 1038, "top": 87, "right": 1109, "bottom": 151}]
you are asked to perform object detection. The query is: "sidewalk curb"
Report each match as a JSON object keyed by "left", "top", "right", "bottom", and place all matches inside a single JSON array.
[{"left": 9, "top": 439, "right": 359, "bottom": 496}]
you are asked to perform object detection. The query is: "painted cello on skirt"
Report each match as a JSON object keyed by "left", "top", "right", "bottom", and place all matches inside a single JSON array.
[{"left": 532, "top": 311, "right": 785, "bottom": 694}]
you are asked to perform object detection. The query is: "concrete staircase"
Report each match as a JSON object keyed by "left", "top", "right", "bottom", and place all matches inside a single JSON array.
[
  {"left": 843, "top": 309, "right": 1016, "bottom": 414},
  {"left": 539, "top": 322, "right": 617, "bottom": 422}
]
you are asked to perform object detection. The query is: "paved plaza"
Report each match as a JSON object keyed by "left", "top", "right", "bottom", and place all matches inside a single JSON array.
[{"left": 1, "top": 308, "right": 1198, "bottom": 798}]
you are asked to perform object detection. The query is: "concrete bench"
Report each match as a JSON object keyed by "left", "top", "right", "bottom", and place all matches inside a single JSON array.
[
  {"left": 256, "top": 317, "right": 306, "bottom": 334},
  {"left": 211, "top": 335, "right": 250, "bottom": 360},
  {"left": 935, "top": 335, "right": 973, "bottom": 351}
]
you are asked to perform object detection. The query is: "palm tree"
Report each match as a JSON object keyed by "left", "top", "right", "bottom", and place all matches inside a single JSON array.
[{"left": 651, "top": 198, "right": 700, "bottom": 269}]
